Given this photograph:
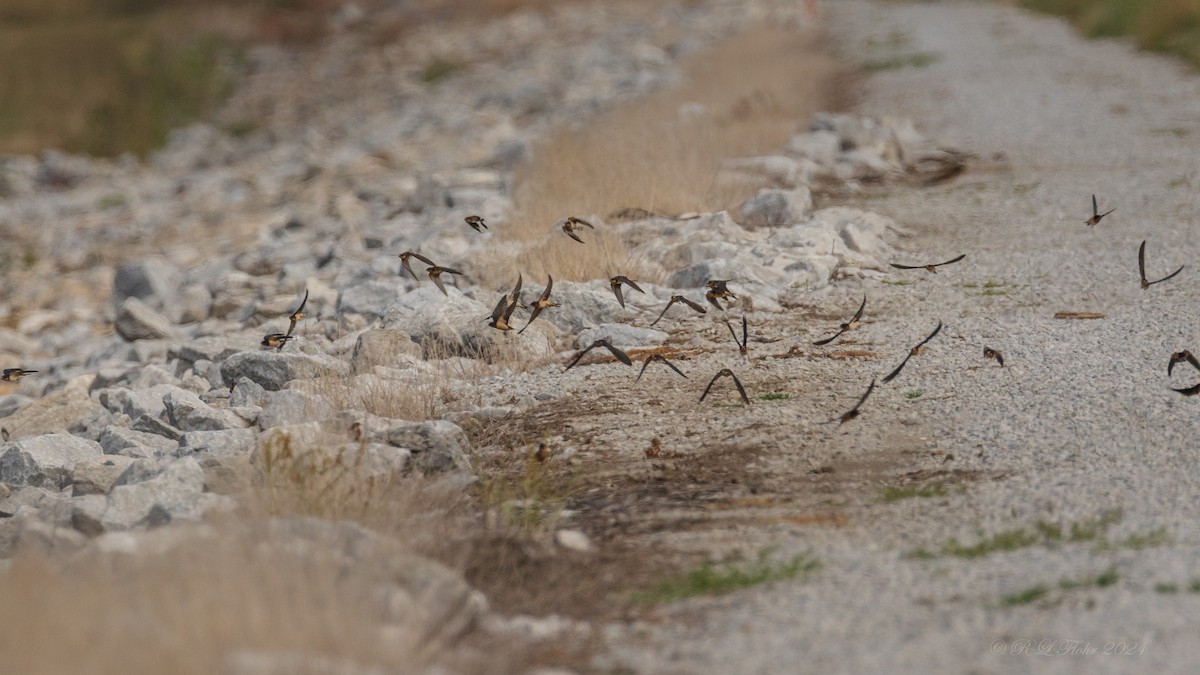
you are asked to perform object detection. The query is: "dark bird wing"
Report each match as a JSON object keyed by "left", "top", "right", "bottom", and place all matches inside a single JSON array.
[
  {"left": 440, "top": 267, "right": 464, "bottom": 276},
  {"left": 541, "top": 275, "right": 554, "bottom": 301},
  {"left": 623, "top": 278, "right": 645, "bottom": 295},
  {"left": 934, "top": 254, "right": 966, "bottom": 267},
  {"left": 659, "top": 355, "right": 687, "bottom": 379},
  {"left": 849, "top": 378, "right": 876, "bottom": 414},
  {"left": 650, "top": 299, "right": 676, "bottom": 327},
  {"left": 1172, "top": 383, "right": 1200, "bottom": 396},
  {"left": 728, "top": 371, "right": 750, "bottom": 404},
  {"left": 881, "top": 353, "right": 912, "bottom": 384},
  {"left": 600, "top": 340, "right": 633, "bottom": 366},
  {"left": 611, "top": 280, "right": 626, "bottom": 308},
  {"left": 400, "top": 257, "right": 420, "bottom": 284},
  {"left": 510, "top": 273, "right": 523, "bottom": 301},
  {"left": 518, "top": 305, "right": 544, "bottom": 333},
  {"left": 636, "top": 356, "right": 656, "bottom": 382},
  {"left": 1150, "top": 265, "right": 1185, "bottom": 286},
  {"left": 706, "top": 292, "right": 724, "bottom": 311},
  {"left": 1187, "top": 352, "right": 1200, "bottom": 372},
  {"left": 812, "top": 328, "right": 846, "bottom": 346},
  {"left": 699, "top": 371, "right": 725, "bottom": 402},
  {"left": 916, "top": 321, "right": 944, "bottom": 348},
  {"left": 1139, "top": 240, "right": 1147, "bottom": 284},
  {"left": 573, "top": 217, "right": 595, "bottom": 229},
  {"left": 430, "top": 271, "right": 449, "bottom": 296},
  {"left": 850, "top": 295, "right": 867, "bottom": 323},
  {"left": 501, "top": 295, "right": 520, "bottom": 323},
  {"left": 489, "top": 294, "right": 510, "bottom": 322},
  {"left": 412, "top": 252, "right": 436, "bottom": 266},
  {"left": 741, "top": 315, "right": 748, "bottom": 346},
  {"left": 679, "top": 296, "right": 707, "bottom": 313},
  {"left": 889, "top": 262, "right": 924, "bottom": 270},
  {"left": 563, "top": 225, "right": 584, "bottom": 243},
  {"left": 293, "top": 289, "right": 309, "bottom": 316},
  {"left": 1092, "top": 194, "right": 1099, "bottom": 218},
  {"left": 725, "top": 319, "right": 743, "bottom": 348},
  {"left": 564, "top": 342, "right": 602, "bottom": 371}
]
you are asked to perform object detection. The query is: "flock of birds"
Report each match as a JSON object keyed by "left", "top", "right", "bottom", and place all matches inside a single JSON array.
[{"left": 241, "top": 195, "right": 1199, "bottom": 425}]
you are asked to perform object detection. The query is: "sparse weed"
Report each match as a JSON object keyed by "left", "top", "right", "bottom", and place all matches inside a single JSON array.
[
  {"left": 757, "top": 392, "right": 790, "bottom": 401},
  {"left": 637, "top": 550, "right": 820, "bottom": 604},
  {"left": 1155, "top": 582, "right": 1179, "bottom": 594},
  {"left": 904, "top": 389, "right": 924, "bottom": 399},
  {"left": 1001, "top": 584, "right": 1049, "bottom": 607}
]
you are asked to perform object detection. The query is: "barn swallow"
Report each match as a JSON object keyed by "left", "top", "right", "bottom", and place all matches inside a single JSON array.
[
  {"left": 813, "top": 295, "right": 866, "bottom": 346},
  {"left": 0, "top": 369, "right": 36, "bottom": 383},
  {"left": 519, "top": 275, "right": 558, "bottom": 334},
  {"left": 465, "top": 215, "right": 487, "bottom": 232},
  {"left": 609, "top": 276, "right": 645, "bottom": 309},
  {"left": 261, "top": 333, "right": 294, "bottom": 350},
  {"left": 1138, "top": 240, "right": 1184, "bottom": 289},
  {"left": 830, "top": 378, "right": 876, "bottom": 424},
  {"left": 561, "top": 216, "right": 595, "bottom": 243},
  {"left": 1168, "top": 350, "right": 1200, "bottom": 376},
  {"left": 699, "top": 368, "right": 750, "bottom": 405},
  {"left": 1086, "top": 194, "right": 1115, "bottom": 227},
  {"left": 889, "top": 254, "right": 966, "bottom": 273},
  {"left": 564, "top": 338, "right": 633, "bottom": 371},
  {"left": 983, "top": 346, "right": 1004, "bottom": 367},
  {"left": 398, "top": 251, "right": 436, "bottom": 285},
  {"left": 650, "top": 295, "right": 707, "bottom": 326},
  {"left": 427, "top": 266, "right": 464, "bottom": 296},
  {"left": 636, "top": 354, "right": 688, "bottom": 382},
  {"left": 725, "top": 316, "right": 749, "bottom": 357},
  {"left": 881, "top": 321, "right": 943, "bottom": 384},
  {"left": 1171, "top": 383, "right": 1200, "bottom": 396},
  {"left": 286, "top": 289, "right": 308, "bottom": 337},
  {"left": 705, "top": 279, "right": 737, "bottom": 310},
  {"left": 488, "top": 292, "right": 520, "bottom": 332}
]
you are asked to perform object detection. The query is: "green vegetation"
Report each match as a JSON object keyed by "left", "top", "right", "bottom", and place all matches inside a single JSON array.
[
  {"left": 904, "top": 389, "right": 924, "bottom": 399},
  {"left": 943, "top": 528, "right": 1040, "bottom": 559},
  {"left": 1001, "top": 567, "right": 1119, "bottom": 608},
  {"left": 862, "top": 52, "right": 939, "bottom": 72},
  {"left": 1002, "top": 584, "right": 1050, "bottom": 606},
  {"left": 881, "top": 279, "right": 912, "bottom": 286},
  {"left": 420, "top": 55, "right": 466, "bottom": 84},
  {"left": 879, "top": 483, "right": 947, "bottom": 503},
  {"left": 1155, "top": 582, "right": 1179, "bottom": 594},
  {"left": 1020, "top": 0, "right": 1200, "bottom": 66},
  {"left": 638, "top": 551, "right": 821, "bottom": 604},
  {"left": 0, "top": 0, "right": 339, "bottom": 157},
  {"left": 757, "top": 392, "right": 790, "bottom": 401},
  {"left": 910, "top": 510, "right": 1170, "bottom": 560}
]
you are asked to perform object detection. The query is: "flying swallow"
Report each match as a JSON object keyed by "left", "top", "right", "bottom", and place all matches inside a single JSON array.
[
  {"left": 881, "top": 321, "right": 943, "bottom": 384},
  {"left": 1086, "top": 194, "right": 1115, "bottom": 227},
  {"left": 1138, "top": 240, "right": 1184, "bottom": 289},
  {"left": 487, "top": 293, "right": 520, "bottom": 332},
  {"left": 889, "top": 254, "right": 966, "bottom": 274},
  {"left": 636, "top": 354, "right": 688, "bottom": 382},
  {"left": 0, "top": 369, "right": 36, "bottom": 383},
  {"left": 699, "top": 368, "right": 750, "bottom": 405},
  {"left": 519, "top": 275, "right": 558, "bottom": 334},
  {"left": 1168, "top": 350, "right": 1200, "bottom": 376},
  {"left": 831, "top": 378, "right": 876, "bottom": 425},
  {"left": 813, "top": 295, "right": 866, "bottom": 346},
  {"left": 465, "top": 215, "right": 487, "bottom": 232},
  {"left": 609, "top": 275, "right": 645, "bottom": 309},
  {"left": 427, "top": 266, "right": 464, "bottom": 296},
  {"left": 532, "top": 443, "right": 550, "bottom": 462},
  {"left": 983, "top": 346, "right": 1004, "bottom": 367},
  {"left": 561, "top": 216, "right": 595, "bottom": 243},
  {"left": 705, "top": 279, "right": 737, "bottom": 310},
  {"left": 261, "top": 333, "right": 294, "bottom": 350},
  {"left": 725, "top": 316, "right": 749, "bottom": 357},
  {"left": 564, "top": 338, "right": 633, "bottom": 371},
  {"left": 398, "top": 251, "right": 436, "bottom": 285},
  {"left": 650, "top": 295, "right": 707, "bottom": 326},
  {"left": 508, "top": 272, "right": 525, "bottom": 309},
  {"left": 286, "top": 289, "right": 309, "bottom": 337}
]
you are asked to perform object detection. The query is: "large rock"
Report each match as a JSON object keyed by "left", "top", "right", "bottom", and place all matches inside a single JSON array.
[
  {"left": 258, "top": 390, "right": 336, "bottom": 429},
  {"left": 350, "top": 329, "right": 422, "bottom": 373},
  {"left": 97, "top": 384, "right": 182, "bottom": 421},
  {"left": 0, "top": 387, "right": 106, "bottom": 440},
  {"left": 72, "top": 456, "right": 138, "bottom": 496},
  {"left": 98, "top": 426, "right": 178, "bottom": 458},
  {"left": 115, "top": 297, "right": 175, "bottom": 342},
  {"left": 163, "top": 390, "right": 249, "bottom": 432},
  {"left": 112, "top": 258, "right": 178, "bottom": 311},
  {"left": 71, "top": 457, "right": 233, "bottom": 534},
  {"left": 737, "top": 187, "right": 814, "bottom": 228},
  {"left": 382, "top": 420, "right": 470, "bottom": 474},
  {"left": 383, "top": 287, "right": 552, "bottom": 360},
  {"left": 219, "top": 350, "right": 349, "bottom": 391},
  {"left": 177, "top": 428, "right": 257, "bottom": 459},
  {"left": 0, "top": 434, "right": 103, "bottom": 488},
  {"left": 338, "top": 280, "right": 405, "bottom": 320}
]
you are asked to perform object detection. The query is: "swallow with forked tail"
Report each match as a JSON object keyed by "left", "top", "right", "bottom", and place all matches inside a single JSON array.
[
  {"left": 636, "top": 354, "right": 687, "bottom": 382},
  {"left": 609, "top": 275, "right": 645, "bottom": 309},
  {"left": 261, "top": 333, "right": 294, "bottom": 350},
  {"left": 813, "top": 295, "right": 866, "bottom": 346},
  {"left": 725, "top": 316, "right": 749, "bottom": 358},
  {"left": 1168, "top": 350, "right": 1200, "bottom": 377},
  {"left": 829, "top": 378, "right": 876, "bottom": 425},
  {"left": 705, "top": 279, "right": 737, "bottom": 310},
  {"left": 564, "top": 338, "right": 633, "bottom": 371},
  {"left": 1138, "top": 240, "right": 1184, "bottom": 289},
  {"left": 0, "top": 369, "right": 36, "bottom": 383},
  {"left": 650, "top": 295, "right": 707, "bottom": 326},
  {"left": 699, "top": 368, "right": 750, "bottom": 405},
  {"left": 889, "top": 254, "right": 966, "bottom": 274},
  {"left": 398, "top": 251, "right": 436, "bottom": 285},
  {"left": 881, "top": 321, "right": 943, "bottom": 384},
  {"left": 427, "top": 266, "right": 464, "bottom": 296},
  {"left": 520, "top": 275, "right": 558, "bottom": 334},
  {"left": 286, "top": 289, "right": 309, "bottom": 337}
]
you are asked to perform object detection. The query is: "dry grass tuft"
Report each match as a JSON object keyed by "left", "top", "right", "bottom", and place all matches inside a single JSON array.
[{"left": 478, "top": 26, "right": 844, "bottom": 284}]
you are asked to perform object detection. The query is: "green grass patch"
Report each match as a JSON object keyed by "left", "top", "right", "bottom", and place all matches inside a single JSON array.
[
  {"left": 1019, "top": 0, "right": 1200, "bottom": 67},
  {"left": 904, "top": 389, "right": 924, "bottom": 399},
  {"left": 1190, "top": 579, "right": 1200, "bottom": 593},
  {"left": 421, "top": 55, "right": 466, "bottom": 84},
  {"left": 943, "top": 528, "right": 1039, "bottom": 559},
  {"left": 880, "top": 484, "right": 947, "bottom": 503},
  {"left": 637, "top": 551, "right": 821, "bottom": 604},
  {"left": 1001, "top": 567, "right": 1119, "bottom": 608},
  {"left": 913, "top": 511, "right": 1134, "bottom": 560},
  {"left": 1155, "top": 582, "right": 1179, "bottom": 594},
  {"left": 97, "top": 193, "right": 127, "bottom": 210},
  {"left": 1058, "top": 566, "right": 1120, "bottom": 591},
  {"left": 757, "top": 392, "right": 790, "bottom": 401},
  {"left": 881, "top": 279, "right": 912, "bottom": 286},
  {"left": 1002, "top": 584, "right": 1049, "bottom": 607},
  {"left": 1095, "top": 526, "right": 1171, "bottom": 551}
]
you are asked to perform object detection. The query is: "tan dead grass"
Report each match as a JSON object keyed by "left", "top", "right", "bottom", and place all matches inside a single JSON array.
[{"left": 483, "top": 25, "right": 844, "bottom": 284}]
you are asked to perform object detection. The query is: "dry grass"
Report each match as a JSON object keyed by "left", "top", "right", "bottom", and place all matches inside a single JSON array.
[{"left": 481, "top": 25, "right": 844, "bottom": 284}]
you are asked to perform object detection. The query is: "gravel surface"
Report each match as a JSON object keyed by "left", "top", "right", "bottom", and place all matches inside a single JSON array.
[{"left": 598, "top": 2, "right": 1200, "bottom": 673}]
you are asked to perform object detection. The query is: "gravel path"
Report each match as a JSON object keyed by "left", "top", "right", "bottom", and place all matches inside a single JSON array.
[{"left": 600, "top": 2, "right": 1200, "bottom": 672}]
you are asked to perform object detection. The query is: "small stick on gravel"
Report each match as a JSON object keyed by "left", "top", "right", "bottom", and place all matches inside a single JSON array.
[{"left": 699, "top": 368, "right": 750, "bottom": 405}]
